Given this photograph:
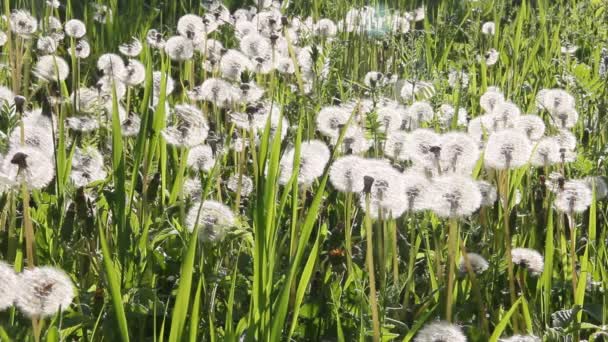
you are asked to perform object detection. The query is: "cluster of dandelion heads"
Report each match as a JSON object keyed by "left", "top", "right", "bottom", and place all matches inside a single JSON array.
[
  {"left": 0, "top": 262, "right": 18, "bottom": 311},
  {"left": 426, "top": 175, "right": 481, "bottom": 218},
  {"left": 484, "top": 129, "right": 532, "bottom": 170},
  {"left": 279, "top": 140, "right": 330, "bottom": 185},
  {"left": 15, "top": 266, "right": 75, "bottom": 318},
  {"left": 70, "top": 147, "right": 107, "bottom": 188},
  {"left": 555, "top": 180, "right": 593, "bottom": 214},
  {"left": 459, "top": 252, "right": 489, "bottom": 274},
  {"left": 414, "top": 321, "right": 467, "bottom": 342},
  {"left": 511, "top": 248, "right": 544, "bottom": 276},
  {"left": 186, "top": 201, "right": 236, "bottom": 242}
]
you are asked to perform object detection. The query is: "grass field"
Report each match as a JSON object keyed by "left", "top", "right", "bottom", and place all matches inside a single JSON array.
[{"left": 1, "top": 0, "right": 608, "bottom": 341}]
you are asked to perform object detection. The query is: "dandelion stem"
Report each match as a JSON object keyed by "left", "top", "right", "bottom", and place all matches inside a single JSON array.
[
  {"left": 501, "top": 170, "right": 520, "bottom": 333},
  {"left": 568, "top": 213, "right": 577, "bottom": 297},
  {"left": 364, "top": 195, "right": 381, "bottom": 342},
  {"left": 446, "top": 217, "right": 458, "bottom": 322},
  {"left": 345, "top": 192, "right": 354, "bottom": 275}
]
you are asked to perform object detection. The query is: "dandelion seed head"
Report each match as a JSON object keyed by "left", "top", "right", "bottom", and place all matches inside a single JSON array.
[
  {"left": 15, "top": 266, "right": 75, "bottom": 318},
  {"left": 119, "top": 37, "right": 142, "bottom": 57},
  {"left": 187, "top": 144, "right": 215, "bottom": 172},
  {"left": 146, "top": 29, "right": 166, "bottom": 49},
  {"left": 227, "top": 174, "right": 254, "bottom": 197},
  {"left": 0, "top": 261, "right": 17, "bottom": 311},
  {"left": 448, "top": 69, "right": 469, "bottom": 89},
  {"left": 529, "top": 137, "right": 561, "bottom": 167},
  {"left": 511, "top": 248, "right": 544, "bottom": 276},
  {"left": 554, "top": 129, "right": 576, "bottom": 151},
  {"left": 71, "top": 147, "right": 107, "bottom": 187},
  {"left": 36, "top": 36, "right": 58, "bottom": 54},
  {"left": 10, "top": 10, "right": 37, "bottom": 38},
  {"left": 97, "top": 53, "right": 126, "bottom": 78},
  {"left": 34, "top": 55, "right": 69, "bottom": 82},
  {"left": 377, "top": 104, "right": 404, "bottom": 132},
  {"left": 555, "top": 180, "right": 592, "bottom": 214},
  {"left": 426, "top": 175, "right": 481, "bottom": 218},
  {"left": 484, "top": 48, "right": 499, "bottom": 66},
  {"left": 165, "top": 36, "right": 194, "bottom": 61},
  {"left": 484, "top": 129, "right": 532, "bottom": 170},
  {"left": 97, "top": 76, "right": 127, "bottom": 103},
  {"left": 477, "top": 180, "right": 497, "bottom": 207},
  {"left": 121, "top": 112, "right": 141, "bottom": 137},
  {"left": 118, "top": 59, "right": 145, "bottom": 86},
  {"left": 514, "top": 115, "right": 545, "bottom": 141},
  {"left": 480, "top": 88, "right": 505, "bottom": 113},
  {"left": 279, "top": 140, "right": 330, "bottom": 185},
  {"left": 2, "top": 145, "right": 55, "bottom": 189},
  {"left": 177, "top": 14, "right": 205, "bottom": 40},
  {"left": 240, "top": 32, "right": 272, "bottom": 59},
  {"left": 0, "top": 86, "right": 15, "bottom": 107},
  {"left": 364, "top": 71, "right": 384, "bottom": 88},
  {"left": 481, "top": 21, "right": 495, "bottom": 35},
  {"left": 92, "top": 4, "right": 111, "bottom": 23},
  {"left": 399, "top": 80, "right": 436, "bottom": 102},
  {"left": 0, "top": 31, "right": 7, "bottom": 47},
  {"left": 584, "top": 176, "right": 608, "bottom": 200},
  {"left": 459, "top": 252, "right": 489, "bottom": 274},
  {"left": 66, "top": 116, "right": 99, "bottom": 133},
  {"left": 385, "top": 131, "right": 410, "bottom": 161},
  {"left": 359, "top": 164, "right": 408, "bottom": 219},
  {"left": 186, "top": 201, "right": 236, "bottom": 242},
  {"left": 439, "top": 132, "right": 480, "bottom": 175},
  {"left": 414, "top": 321, "right": 467, "bottom": 342},
  {"left": 219, "top": 49, "right": 253, "bottom": 81},
  {"left": 329, "top": 155, "right": 371, "bottom": 193},
  {"left": 406, "top": 129, "right": 441, "bottom": 169},
  {"left": 70, "top": 39, "right": 91, "bottom": 59},
  {"left": 316, "top": 106, "right": 351, "bottom": 140},
  {"left": 401, "top": 171, "right": 430, "bottom": 212},
  {"left": 65, "top": 19, "right": 86, "bottom": 38},
  {"left": 404, "top": 101, "right": 434, "bottom": 129},
  {"left": 499, "top": 335, "right": 541, "bottom": 342},
  {"left": 337, "top": 126, "right": 371, "bottom": 154},
  {"left": 193, "top": 78, "right": 239, "bottom": 108}
]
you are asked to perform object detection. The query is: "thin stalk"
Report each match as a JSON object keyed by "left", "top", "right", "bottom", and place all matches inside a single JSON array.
[
  {"left": 446, "top": 217, "right": 458, "bottom": 322},
  {"left": 568, "top": 213, "right": 577, "bottom": 297},
  {"left": 500, "top": 170, "right": 520, "bottom": 333},
  {"left": 364, "top": 195, "right": 380, "bottom": 342},
  {"left": 344, "top": 191, "right": 354, "bottom": 275}
]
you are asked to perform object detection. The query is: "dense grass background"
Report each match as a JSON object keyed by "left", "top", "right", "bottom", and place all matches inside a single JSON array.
[{"left": 1, "top": 0, "right": 608, "bottom": 341}]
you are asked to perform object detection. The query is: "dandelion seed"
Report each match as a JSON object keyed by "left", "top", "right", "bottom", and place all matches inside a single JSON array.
[
  {"left": 177, "top": 14, "right": 205, "bottom": 40},
  {"left": 279, "top": 140, "right": 330, "bottom": 185},
  {"left": 513, "top": 115, "right": 545, "bottom": 141},
  {"left": 584, "top": 176, "right": 608, "bottom": 200},
  {"left": 186, "top": 201, "right": 236, "bottom": 242},
  {"left": 121, "top": 112, "right": 141, "bottom": 137},
  {"left": 227, "top": 174, "right": 254, "bottom": 197},
  {"left": 70, "top": 147, "right": 107, "bottom": 187},
  {"left": 65, "top": 19, "right": 86, "bottom": 38},
  {"left": 119, "top": 59, "right": 146, "bottom": 86},
  {"left": 119, "top": 37, "right": 142, "bottom": 57},
  {"left": 187, "top": 145, "right": 215, "bottom": 172},
  {"left": 46, "top": 16, "right": 64, "bottom": 42},
  {"left": 34, "top": 55, "right": 69, "bottom": 82},
  {"left": 364, "top": 71, "right": 384, "bottom": 88},
  {"left": 403, "top": 101, "right": 434, "bottom": 130},
  {"left": 10, "top": 10, "right": 37, "bottom": 38},
  {"left": 37, "top": 36, "right": 57, "bottom": 54},
  {"left": 554, "top": 129, "right": 577, "bottom": 151},
  {"left": 439, "top": 132, "right": 480, "bottom": 174},
  {"left": 316, "top": 105, "right": 351, "bottom": 140},
  {"left": 1, "top": 146, "right": 55, "bottom": 189},
  {"left": 384, "top": 131, "right": 410, "bottom": 161},
  {"left": 314, "top": 18, "right": 338, "bottom": 37},
  {"left": 97, "top": 76, "right": 127, "bottom": 103},
  {"left": 377, "top": 103, "right": 404, "bottom": 132},
  {"left": 15, "top": 266, "right": 75, "bottom": 318},
  {"left": 165, "top": 36, "right": 194, "bottom": 61},
  {"left": 511, "top": 248, "right": 544, "bottom": 276},
  {"left": 481, "top": 21, "right": 495, "bottom": 35},
  {"left": 240, "top": 32, "right": 272, "bottom": 59},
  {"left": 555, "top": 180, "right": 592, "bottom": 214},
  {"left": 480, "top": 88, "right": 505, "bottom": 113},
  {"left": 274, "top": 56, "right": 295, "bottom": 74},
  {"left": 414, "top": 321, "right": 467, "bottom": 342},
  {"left": 146, "top": 29, "right": 166, "bottom": 49},
  {"left": 459, "top": 252, "right": 489, "bottom": 274},
  {"left": 92, "top": 4, "right": 111, "bottom": 23},
  {"left": 426, "top": 175, "right": 481, "bottom": 218},
  {"left": 401, "top": 171, "right": 430, "bottom": 212},
  {"left": 195, "top": 38, "right": 224, "bottom": 58},
  {"left": 359, "top": 163, "right": 408, "bottom": 219},
  {"left": 484, "top": 129, "right": 532, "bottom": 170},
  {"left": 405, "top": 129, "right": 441, "bottom": 170},
  {"left": 329, "top": 155, "right": 371, "bottom": 193},
  {"left": 66, "top": 116, "right": 99, "bottom": 133},
  {"left": 238, "top": 82, "right": 265, "bottom": 104},
  {"left": 484, "top": 48, "right": 499, "bottom": 66},
  {"left": 477, "top": 180, "right": 497, "bottom": 206},
  {"left": 529, "top": 137, "right": 561, "bottom": 167},
  {"left": 71, "top": 87, "right": 100, "bottom": 113},
  {"left": 0, "top": 261, "right": 17, "bottom": 311},
  {"left": 488, "top": 101, "right": 521, "bottom": 130},
  {"left": 536, "top": 88, "right": 575, "bottom": 113},
  {"left": 97, "top": 53, "right": 126, "bottom": 78},
  {"left": 193, "top": 78, "right": 239, "bottom": 108},
  {"left": 70, "top": 39, "right": 91, "bottom": 59},
  {"left": 338, "top": 126, "right": 371, "bottom": 154},
  {"left": 219, "top": 49, "right": 253, "bottom": 81},
  {"left": 183, "top": 178, "right": 202, "bottom": 199}
]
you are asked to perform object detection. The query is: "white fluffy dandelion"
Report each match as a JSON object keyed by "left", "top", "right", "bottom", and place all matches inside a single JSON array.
[
  {"left": 439, "top": 132, "right": 480, "bottom": 175},
  {"left": 484, "top": 129, "right": 532, "bottom": 170},
  {"left": 34, "top": 55, "right": 69, "bottom": 82},
  {"left": 227, "top": 174, "right": 254, "bottom": 197},
  {"left": 511, "top": 248, "right": 544, "bottom": 276},
  {"left": 0, "top": 262, "right": 17, "bottom": 311},
  {"left": 329, "top": 155, "right": 370, "bottom": 193},
  {"left": 459, "top": 252, "right": 489, "bottom": 274},
  {"left": 555, "top": 180, "right": 592, "bottom": 214},
  {"left": 425, "top": 175, "right": 481, "bottom": 218},
  {"left": 529, "top": 137, "right": 561, "bottom": 167},
  {"left": 164, "top": 36, "right": 194, "bottom": 61},
  {"left": 10, "top": 10, "right": 37, "bottom": 38},
  {"left": 65, "top": 19, "right": 86, "bottom": 38},
  {"left": 279, "top": 140, "right": 330, "bottom": 185},
  {"left": 15, "top": 266, "right": 75, "bottom": 318},
  {"left": 477, "top": 180, "right": 498, "bottom": 207},
  {"left": 514, "top": 115, "right": 545, "bottom": 141},
  {"left": 401, "top": 171, "right": 430, "bottom": 212},
  {"left": 414, "top": 321, "right": 467, "bottom": 342},
  {"left": 186, "top": 201, "right": 236, "bottom": 242},
  {"left": 1, "top": 146, "right": 55, "bottom": 189},
  {"left": 119, "top": 37, "right": 143, "bottom": 57},
  {"left": 187, "top": 144, "right": 215, "bottom": 172},
  {"left": 480, "top": 88, "right": 505, "bottom": 113}
]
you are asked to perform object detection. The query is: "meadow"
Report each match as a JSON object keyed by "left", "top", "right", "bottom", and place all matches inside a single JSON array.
[{"left": 0, "top": 0, "right": 607, "bottom": 341}]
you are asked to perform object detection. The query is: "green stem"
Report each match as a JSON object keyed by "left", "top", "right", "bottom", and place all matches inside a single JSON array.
[{"left": 364, "top": 195, "right": 380, "bottom": 342}]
